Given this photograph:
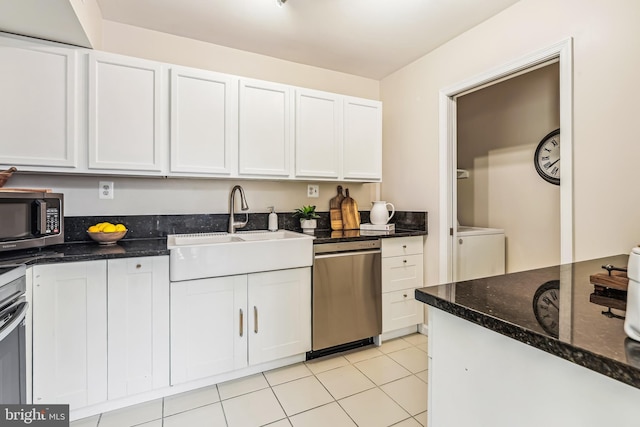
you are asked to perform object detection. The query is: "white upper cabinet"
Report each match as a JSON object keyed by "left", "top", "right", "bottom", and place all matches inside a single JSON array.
[
  {"left": 88, "top": 52, "right": 165, "bottom": 174},
  {"left": 0, "top": 35, "right": 78, "bottom": 170},
  {"left": 238, "top": 79, "right": 293, "bottom": 177},
  {"left": 170, "top": 67, "right": 238, "bottom": 176},
  {"left": 343, "top": 97, "right": 382, "bottom": 181},
  {"left": 294, "top": 89, "right": 342, "bottom": 179}
]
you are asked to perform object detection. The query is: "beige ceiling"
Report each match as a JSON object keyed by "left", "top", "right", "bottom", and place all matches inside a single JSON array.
[
  {"left": 96, "top": 0, "right": 520, "bottom": 79},
  {"left": 0, "top": 0, "right": 520, "bottom": 80}
]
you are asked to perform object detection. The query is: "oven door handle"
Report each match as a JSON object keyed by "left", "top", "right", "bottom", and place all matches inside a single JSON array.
[
  {"left": 0, "top": 300, "right": 28, "bottom": 342},
  {"left": 314, "top": 249, "right": 381, "bottom": 259}
]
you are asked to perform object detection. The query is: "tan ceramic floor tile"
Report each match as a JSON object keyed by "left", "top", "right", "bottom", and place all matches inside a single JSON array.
[
  {"left": 415, "top": 370, "right": 429, "bottom": 384},
  {"left": 264, "top": 362, "right": 313, "bottom": 386},
  {"left": 338, "top": 388, "right": 409, "bottom": 427},
  {"left": 222, "top": 388, "right": 286, "bottom": 427},
  {"left": 272, "top": 376, "right": 334, "bottom": 416},
  {"left": 316, "top": 364, "right": 375, "bottom": 399},
  {"left": 391, "top": 417, "right": 422, "bottom": 426},
  {"left": 343, "top": 346, "right": 384, "bottom": 364},
  {"left": 379, "top": 337, "right": 413, "bottom": 354},
  {"left": 163, "top": 403, "right": 226, "bottom": 427},
  {"left": 354, "top": 355, "right": 412, "bottom": 385},
  {"left": 387, "top": 347, "right": 429, "bottom": 373},
  {"left": 402, "top": 333, "right": 428, "bottom": 346},
  {"left": 98, "top": 399, "right": 162, "bottom": 427},
  {"left": 415, "top": 411, "right": 428, "bottom": 426},
  {"left": 264, "top": 420, "right": 292, "bottom": 427},
  {"left": 218, "top": 373, "right": 269, "bottom": 400},
  {"left": 135, "top": 421, "right": 162, "bottom": 427},
  {"left": 381, "top": 375, "right": 428, "bottom": 416},
  {"left": 163, "top": 384, "right": 220, "bottom": 416},
  {"left": 289, "top": 402, "right": 357, "bottom": 427},
  {"left": 304, "top": 354, "right": 349, "bottom": 374},
  {"left": 70, "top": 415, "right": 99, "bottom": 427}
]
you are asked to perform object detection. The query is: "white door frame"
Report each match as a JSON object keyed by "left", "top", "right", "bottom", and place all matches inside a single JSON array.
[{"left": 438, "top": 38, "right": 573, "bottom": 284}]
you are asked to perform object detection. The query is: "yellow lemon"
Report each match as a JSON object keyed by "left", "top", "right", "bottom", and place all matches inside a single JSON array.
[
  {"left": 114, "top": 224, "right": 127, "bottom": 232},
  {"left": 88, "top": 225, "right": 100, "bottom": 233},
  {"left": 102, "top": 224, "right": 117, "bottom": 233}
]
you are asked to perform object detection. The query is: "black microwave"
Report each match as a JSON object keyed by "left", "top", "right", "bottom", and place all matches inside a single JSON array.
[{"left": 0, "top": 192, "right": 64, "bottom": 252}]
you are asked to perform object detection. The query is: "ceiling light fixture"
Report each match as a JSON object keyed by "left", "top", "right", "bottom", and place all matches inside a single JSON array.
[{"left": 277, "top": 0, "right": 287, "bottom": 6}]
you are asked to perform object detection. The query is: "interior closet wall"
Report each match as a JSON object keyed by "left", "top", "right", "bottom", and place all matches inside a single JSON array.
[{"left": 457, "top": 63, "right": 560, "bottom": 273}]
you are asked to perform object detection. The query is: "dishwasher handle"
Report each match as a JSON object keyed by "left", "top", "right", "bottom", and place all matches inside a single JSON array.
[
  {"left": 314, "top": 249, "right": 381, "bottom": 259},
  {"left": 0, "top": 299, "right": 28, "bottom": 342}
]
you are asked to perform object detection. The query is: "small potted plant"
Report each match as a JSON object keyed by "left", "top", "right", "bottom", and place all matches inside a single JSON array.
[{"left": 294, "top": 205, "right": 320, "bottom": 233}]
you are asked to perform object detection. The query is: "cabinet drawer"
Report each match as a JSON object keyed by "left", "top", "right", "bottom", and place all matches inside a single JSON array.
[
  {"left": 382, "top": 254, "right": 423, "bottom": 293},
  {"left": 382, "top": 236, "right": 423, "bottom": 257},
  {"left": 382, "top": 289, "right": 424, "bottom": 333}
]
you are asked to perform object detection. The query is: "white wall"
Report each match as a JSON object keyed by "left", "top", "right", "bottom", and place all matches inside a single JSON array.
[{"left": 381, "top": 0, "right": 640, "bottom": 285}]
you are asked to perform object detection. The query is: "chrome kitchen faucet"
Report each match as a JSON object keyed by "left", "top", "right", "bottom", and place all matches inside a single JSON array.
[{"left": 228, "top": 185, "right": 249, "bottom": 233}]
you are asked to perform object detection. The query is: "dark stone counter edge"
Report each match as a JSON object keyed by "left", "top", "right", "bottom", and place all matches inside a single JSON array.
[{"left": 415, "top": 288, "right": 640, "bottom": 390}]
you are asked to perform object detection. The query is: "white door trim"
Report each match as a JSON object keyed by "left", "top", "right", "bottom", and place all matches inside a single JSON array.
[{"left": 438, "top": 38, "right": 573, "bottom": 284}]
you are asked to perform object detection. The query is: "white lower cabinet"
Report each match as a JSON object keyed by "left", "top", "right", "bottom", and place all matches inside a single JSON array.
[
  {"left": 381, "top": 237, "right": 425, "bottom": 334},
  {"left": 32, "top": 256, "right": 170, "bottom": 410},
  {"left": 32, "top": 261, "right": 108, "bottom": 408},
  {"left": 170, "top": 267, "right": 311, "bottom": 385},
  {"left": 170, "top": 275, "right": 248, "bottom": 384},
  {"left": 107, "top": 257, "right": 170, "bottom": 400}
]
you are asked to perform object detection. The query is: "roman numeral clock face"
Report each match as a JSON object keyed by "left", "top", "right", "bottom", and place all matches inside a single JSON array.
[{"left": 534, "top": 129, "right": 560, "bottom": 185}]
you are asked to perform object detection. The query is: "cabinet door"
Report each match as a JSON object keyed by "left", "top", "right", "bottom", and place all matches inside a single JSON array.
[
  {"left": 343, "top": 97, "right": 382, "bottom": 181},
  {"left": 239, "top": 79, "right": 293, "bottom": 177},
  {"left": 382, "top": 289, "right": 424, "bottom": 333},
  {"left": 295, "top": 89, "right": 342, "bottom": 179},
  {"left": 88, "top": 52, "right": 164, "bottom": 173},
  {"left": 107, "top": 256, "right": 169, "bottom": 400},
  {"left": 248, "top": 268, "right": 311, "bottom": 365},
  {"left": 170, "top": 275, "right": 248, "bottom": 384},
  {"left": 32, "top": 261, "right": 107, "bottom": 408},
  {"left": 170, "top": 67, "right": 237, "bottom": 176},
  {"left": 0, "top": 36, "right": 78, "bottom": 169}
]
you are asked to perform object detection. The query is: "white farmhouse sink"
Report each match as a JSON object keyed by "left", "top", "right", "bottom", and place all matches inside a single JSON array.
[{"left": 167, "top": 230, "right": 314, "bottom": 281}]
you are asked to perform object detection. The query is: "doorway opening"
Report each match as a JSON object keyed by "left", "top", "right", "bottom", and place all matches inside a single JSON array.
[{"left": 438, "top": 38, "right": 573, "bottom": 284}]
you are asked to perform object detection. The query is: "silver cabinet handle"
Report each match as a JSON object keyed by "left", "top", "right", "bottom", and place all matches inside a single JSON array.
[
  {"left": 254, "top": 306, "right": 258, "bottom": 334},
  {"left": 239, "top": 309, "right": 244, "bottom": 337}
]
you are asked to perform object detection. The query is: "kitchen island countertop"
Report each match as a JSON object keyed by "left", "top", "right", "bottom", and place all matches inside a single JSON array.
[{"left": 415, "top": 254, "right": 640, "bottom": 388}]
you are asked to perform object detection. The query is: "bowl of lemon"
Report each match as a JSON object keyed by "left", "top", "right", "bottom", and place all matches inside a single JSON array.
[{"left": 87, "top": 222, "right": 128, "bottom": 245}]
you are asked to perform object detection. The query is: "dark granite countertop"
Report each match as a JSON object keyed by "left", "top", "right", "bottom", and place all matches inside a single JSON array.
[
  {"left": 415, "top": 254, "right": 640, "bottom": 389},
  {"left": 0, "top": 238, "right": 168, "bottom": 267}
]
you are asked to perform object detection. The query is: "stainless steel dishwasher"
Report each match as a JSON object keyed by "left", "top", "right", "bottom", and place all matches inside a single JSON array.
[{"left": 310, "top": 239, "right": 381, "bottom": 356}]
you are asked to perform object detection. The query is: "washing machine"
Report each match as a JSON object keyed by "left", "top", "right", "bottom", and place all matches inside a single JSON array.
[{"left": 455, "top": 226, "right": 505, "bottom": 281}]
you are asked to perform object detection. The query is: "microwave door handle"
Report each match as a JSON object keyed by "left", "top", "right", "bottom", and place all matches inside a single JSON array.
[{"left": 35, "top": 200, "right": 47, "bottom": 234}]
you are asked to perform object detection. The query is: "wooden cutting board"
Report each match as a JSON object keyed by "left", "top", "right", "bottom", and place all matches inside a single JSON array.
[
  {"left": 341, "top": 188, "right": 361, "bottom": 230},
  {"left": 329, "top": 185, "right": 345, "bottom": 231}
]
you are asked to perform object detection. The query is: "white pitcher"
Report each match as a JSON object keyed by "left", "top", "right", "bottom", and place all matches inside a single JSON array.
[{"left": 370, "top": 201, "right": 395, "bottom": 225}]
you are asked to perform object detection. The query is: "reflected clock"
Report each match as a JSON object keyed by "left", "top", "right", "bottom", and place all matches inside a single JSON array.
[
  {"left": 533, "top": 280, "right": 560, "bottom": 337},
  {"left": 534, "top": 129, "right": 560, "bottom": 185}
]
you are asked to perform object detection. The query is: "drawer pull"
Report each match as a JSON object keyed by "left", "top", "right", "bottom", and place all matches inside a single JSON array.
[
  {"left": 403, "top": 293, "right": 408, "bottom": 298},
  {"left": 402, "top": 245, "right": 407, "bottom": 249},
  {"left": 403, "top": 259, "right": 407, "bottom": 264},
  {"left": 136, "top": 264, "right": 142, "bottom": 269},
  {"left": 239, "top": 309, "right": 244, "bottom": 337}
]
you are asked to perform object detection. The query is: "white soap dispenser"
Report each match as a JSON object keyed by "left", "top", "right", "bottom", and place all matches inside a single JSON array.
[{"left": 268, "top": 206, "right": 278, "bottom": 231}]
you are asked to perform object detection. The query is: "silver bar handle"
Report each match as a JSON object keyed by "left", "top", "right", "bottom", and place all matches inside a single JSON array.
[
  {"left": 314, "top": 249, "right": 381, "bottom": 259},
  {"left": 254, "top": 306, "right": 258, "bottom": 334}
]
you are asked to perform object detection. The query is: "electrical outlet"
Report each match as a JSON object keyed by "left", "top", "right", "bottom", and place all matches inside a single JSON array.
[
  {"left": 307, "top": 184, "right": 319, "bottom": 198},
  {"left": 99, "top": 181, "right": 114, "bottom": 199}
]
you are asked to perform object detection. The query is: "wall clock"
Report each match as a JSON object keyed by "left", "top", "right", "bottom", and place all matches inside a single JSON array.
[
  {"left": 534, "top": 128, "right": 560, "bottom": 185},
  {"left": 532, "top": 280, "right": 560, "bottom": 337}
]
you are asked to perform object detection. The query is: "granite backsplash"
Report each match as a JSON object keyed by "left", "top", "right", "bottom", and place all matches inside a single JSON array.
[{"left": 64, "top": 211, "right": 427, "bottom": 242}]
